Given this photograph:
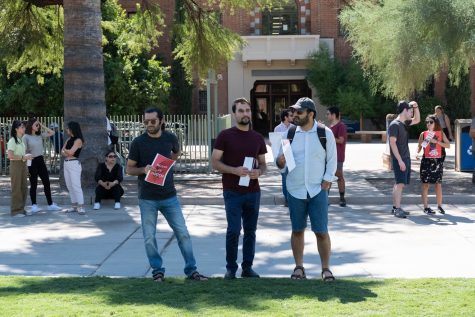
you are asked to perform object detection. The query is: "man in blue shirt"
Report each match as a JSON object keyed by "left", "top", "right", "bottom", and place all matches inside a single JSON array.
[{"left": 276, "top": 97, "right": 337, "bottom": 282}]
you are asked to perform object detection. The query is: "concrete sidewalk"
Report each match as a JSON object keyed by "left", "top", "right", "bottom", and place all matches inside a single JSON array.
[{"left": 0, "top": 142, "right": 474, "bottom": 279}]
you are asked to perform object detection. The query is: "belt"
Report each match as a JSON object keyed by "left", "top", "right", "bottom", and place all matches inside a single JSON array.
[{"left": 64, "top": 159, "right": 78, "bottom": 161}]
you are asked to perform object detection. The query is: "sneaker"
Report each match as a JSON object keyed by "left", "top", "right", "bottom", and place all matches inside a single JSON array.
[
  {"left": 114, "top": 202, "right": 121, "bottom": 210},
  {"left": 93, "top": 203, "right": 101, "bottom": 210},
  {"left": 224, "top": 270, "right": 236, "bottom": 280},
  {"left": 424, "top": 207, "right": 435, "bottom": 215},
  {"left": 65, "top": 207, "right": 78, "bottom": 213},
  {"left": 47, "top": 203, "right": 61, "bottom": 211},
  {"left": 393, "top": 208, "right": 407, "bottom": 218},
  {"left": 77, "top": 207, "right": 86, "bottom": 215},
  {"left": 339, "top": 198, "right": 347, "bottom": 207},
  {"left": 392, "top": 207, "right": 409, "bottom": 215},
  {"left": 12, "top": 213, "right": 26, "bottom": 218},
  {"left": 241, "top": 268, "right": 260, "bottom": 278},
  {"left": 31, "top": 204, "right": 41, "bottom": 214},
  {"left": 438, "top": 206, "right": 446, "bottom": 214}
]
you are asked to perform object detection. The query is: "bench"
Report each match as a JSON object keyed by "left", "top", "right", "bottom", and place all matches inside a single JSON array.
[{"left": 355, "top": 131, "right": 387, "bottom": 143}]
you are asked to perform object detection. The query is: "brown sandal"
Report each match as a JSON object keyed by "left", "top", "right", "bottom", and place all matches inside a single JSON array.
[
  {"left": 188, "top": 271, "right": 208, "bottom": 281},
  {"left": 321, "top": 268, "right": 335, "bottom": 282},
  {"left": 290, "top": 266, "right": 306, "bottom": 280}
]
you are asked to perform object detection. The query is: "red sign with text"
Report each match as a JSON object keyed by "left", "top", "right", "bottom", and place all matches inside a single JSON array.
[{"left": 144, "top": 153, "right": 175, "bottom": 186}]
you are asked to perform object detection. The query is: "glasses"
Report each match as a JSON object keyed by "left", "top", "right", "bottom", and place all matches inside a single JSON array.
[
  {"left": 143, "top": 119, "right": 159, "bottom": 125},
  {"left": 295, "top": 110, "right": 306, "bottom": 115},
  {"left": 426, "top": 121, "right": 434, "bottom": 124},
  {"left": 107, "top": 155, "right": 117, "bottom": 158},
  {"left": 34, "top": 123, "right": 40, "bottom": 127}
]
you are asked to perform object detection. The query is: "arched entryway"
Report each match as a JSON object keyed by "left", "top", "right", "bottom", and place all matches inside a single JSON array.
[{"left": 250, "top": 80, "right": 312, "bottom": 136}]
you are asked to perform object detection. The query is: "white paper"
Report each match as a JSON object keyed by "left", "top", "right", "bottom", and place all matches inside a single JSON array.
[
  {"left": 282, "top": 139, "right": 296, "bottom": 172},
  {"left": 239, "top": 156, "right": 254, "bottom": 187},
  {"left": 268, "top": 132, "right": 284, "bottom": 161}
]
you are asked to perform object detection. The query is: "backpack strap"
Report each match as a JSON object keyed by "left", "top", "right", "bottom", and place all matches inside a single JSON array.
[{"left": 288, "top": 125, "right": 326, "bottom": 152}]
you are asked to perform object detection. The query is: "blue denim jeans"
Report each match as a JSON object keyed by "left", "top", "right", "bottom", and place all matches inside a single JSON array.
[
  {"left": 281, "top": 170, "right": 288, "bottom": 203},
  {"left": 139, "top": 196, "right": 197, "bottom": 277},
  {"left": 223, "top": 190, "right": 260, "bottom": 272}
]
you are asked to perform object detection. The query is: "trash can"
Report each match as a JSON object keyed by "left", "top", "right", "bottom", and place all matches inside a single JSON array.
[{"left": 454, "top": 119, "right": 474, "bottom": 171}]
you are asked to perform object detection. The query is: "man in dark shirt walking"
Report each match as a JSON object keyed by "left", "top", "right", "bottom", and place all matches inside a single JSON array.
[
  {"left": 388, "top": 101, "right": 420, "bottom": 218},
  {"left": 127, "top": 107, "right": 207, "bottom": 282},
  {"left": 212, "top": 97, "right": 267, "bottom": 279}
]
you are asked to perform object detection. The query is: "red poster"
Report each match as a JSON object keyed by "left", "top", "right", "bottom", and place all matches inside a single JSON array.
[
  {"left": 144, "top": 154, "right": 176, "bottom": 186},
  {"left": 423, "top": 130, "right": 442, "bottom": 159}
]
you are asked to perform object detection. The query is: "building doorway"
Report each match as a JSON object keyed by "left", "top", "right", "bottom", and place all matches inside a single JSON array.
[{"left": 250, "top": 80, "right": 312, "bottom": 136}]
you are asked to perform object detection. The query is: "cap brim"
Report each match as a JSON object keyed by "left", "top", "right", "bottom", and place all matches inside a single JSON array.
[{"left": 290, "top": 105, "right": 302, "bottom": 110}]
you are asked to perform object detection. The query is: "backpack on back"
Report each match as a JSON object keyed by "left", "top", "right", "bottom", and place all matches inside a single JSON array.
[{"left": 286, "top": 125, "right": 327, "bottom": 151}]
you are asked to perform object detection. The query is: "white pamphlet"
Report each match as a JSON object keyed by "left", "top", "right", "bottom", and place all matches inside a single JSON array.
[
  {"left": 238, "top": 156, "right": 255, "bottom": 187},
  {"left": 268, "top": 132, "right": 284, "bottom": 161},
  {"left": 281, "top": 139, "right": 296, "bottom": 172}
]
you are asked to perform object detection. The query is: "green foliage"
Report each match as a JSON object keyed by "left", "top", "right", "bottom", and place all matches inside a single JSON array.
[
  {"left": 340, "top": 0, "right": 475, "bottom": 99},
  {"left": 445, "top": 72, "right": 471, "bottom": 120},
  {"left": 306, "top": 47, "right": 393, "bottom": 129},
  {"left": 408, "top": 95, "right": 442, "bottom": 138}
]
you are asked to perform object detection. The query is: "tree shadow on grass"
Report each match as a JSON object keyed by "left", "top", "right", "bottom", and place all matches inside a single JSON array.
[{"left": 0, "top": 277, "right": 380, "bottom": 313}]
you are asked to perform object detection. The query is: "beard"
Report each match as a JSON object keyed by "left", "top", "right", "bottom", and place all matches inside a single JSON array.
[
  {"left": 237, "top": 116, "right": 251, "bottom": 126},
  {"left": 147, "top": 125, "right": 161, "bottom": 135},
  {"left": 294, "top": 114, "right": 310, "bottom": 126}
]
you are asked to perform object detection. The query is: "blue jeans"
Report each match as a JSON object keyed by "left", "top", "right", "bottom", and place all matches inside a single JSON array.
[
  {"left": 281, "top": 170, "right": 288, "bottom": 203},
  {"left": 139, "top": 196, "right": 197, "bottom": 277},
  {"left": 287, "top": 190, "right": 329, "bottom": 233},
  {"left": 223, "top": 190, "right": 260, "bottom": 272}
]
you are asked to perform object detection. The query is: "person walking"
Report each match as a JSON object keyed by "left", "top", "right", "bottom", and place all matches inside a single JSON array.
[
  {"left": 416, "top": 115, "right": 450, "bottom": 214},
  {"left": 326, "top": 106, "right": 348, "bottom": 207},
  {"left": 212, "top": 97, "right": 267, "bottom": 279},
  {"left": 388, "top": 100, "right": 420, "bottom": 218},
  {"left": 434, "top": 105, "right": 454, "bottom": 141},
  {"left": 274, "top": 108, "right": 295, "bottom": 206},
  {"left": 126, "top": 107, "right": 207, "bottom": 282},
  {"left": 24, "top": 118, "right": 62, "bottom": 213},
  {"left": 276, "top": 97, "right": 337, "bottom": 282},
  {"left": 61, "top": 121, "right": 85, "bottom": 214},
  {"left": 7, "top": 120, "right": 32, "bottom": 217},
  {"left": 93, "top": 150, "right": 124, "bottom": 210}
]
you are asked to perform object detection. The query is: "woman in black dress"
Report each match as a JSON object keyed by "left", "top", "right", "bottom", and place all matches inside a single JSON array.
[
  {"left": 93, "top": 150, "right": 124, "bottom": 210},
  {"left": 416, "top": 115, "right": 450, "bottom": 214}
]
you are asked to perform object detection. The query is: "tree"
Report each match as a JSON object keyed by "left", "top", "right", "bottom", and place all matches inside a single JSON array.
[{"left": 340, "top": 0, "right": 475, "bottom": 115}]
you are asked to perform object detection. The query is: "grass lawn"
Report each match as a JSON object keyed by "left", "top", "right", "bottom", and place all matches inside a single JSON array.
[{"left": 0, "top": 277, "right": 473, "bottom": 316}]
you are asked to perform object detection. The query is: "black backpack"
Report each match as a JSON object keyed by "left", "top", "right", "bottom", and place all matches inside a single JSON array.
[{"left": 287, "top": 125, "right": 327, "bottom": 151}]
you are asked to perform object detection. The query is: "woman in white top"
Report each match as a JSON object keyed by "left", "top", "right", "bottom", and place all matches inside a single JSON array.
[
  {"left": 434, "top": 105, "right": 454, "bottom": 141},
  {"left": 24, "top": 118, "right": 62, "bottom": 213}
]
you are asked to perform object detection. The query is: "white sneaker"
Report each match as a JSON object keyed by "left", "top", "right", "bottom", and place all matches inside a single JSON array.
[
  {"left": 47, "top": 203, "right": 62, "bottom": 211},
  {"left": 31, "top": 204, "right": 41, "bottom": 213},
  {"left": 77, "top": 207, "right": 86, "bottom": 215},
  {"left": 114, "top": 202, "right": 121, "bottom": 210},
  {"left": 13, "top": 213, "right": 26, "bottom": 218},
  {"left": 93, "top": 203, "right": 101, "bottom": 210}
]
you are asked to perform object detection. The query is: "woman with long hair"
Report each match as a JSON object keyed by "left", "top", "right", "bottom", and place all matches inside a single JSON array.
[
  {"left": 434, "top": 105, "right": 454, "bottom": 141},
  {"left": 7, "top": 120, "right": 33, "bottom": 217},
  {"left": 24, "top": 118, "right": 62, "bottom": 213},
  {"left": 416, "top": 115, "right": 450, "bottom": 214},
  {"left": 61, "top": 121, "right": 85, "bottom": 214},
  {"left": 93, "top": 150, "right": 124, "bottom": 210}
]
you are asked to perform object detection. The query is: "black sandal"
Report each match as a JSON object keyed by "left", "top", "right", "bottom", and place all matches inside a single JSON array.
[
  {"left": 290, "top": 266, "right": 306, "bottom": 280},
  {"left": 321, "top": 268, "right": 335, "bottom": 282},
  {"left": 152, "top": 272, "right": 164, "bottom": 282},
  {"left": 188, "top": 271, "right": 208, "bottom": 281}
]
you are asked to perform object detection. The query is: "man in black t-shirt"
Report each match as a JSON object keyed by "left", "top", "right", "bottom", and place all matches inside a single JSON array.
[
  {"left": 127, "top": 107, "right": 207, "bottom": 282},
  {"left": 212, "top": 97, "right": 267, "bottom": 279},
  {"left": 388, "top": 100, "right": 420, "bottom": 218}
]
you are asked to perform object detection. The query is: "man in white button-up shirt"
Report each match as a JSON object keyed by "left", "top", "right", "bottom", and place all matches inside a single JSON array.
[{"left": 276, "top": 97, "right": 337, "bottom": 282}]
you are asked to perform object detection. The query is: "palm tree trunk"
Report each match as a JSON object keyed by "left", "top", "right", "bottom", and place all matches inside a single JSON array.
[{"left": 63, "top": 0, "right": 107, "bottom": 202}]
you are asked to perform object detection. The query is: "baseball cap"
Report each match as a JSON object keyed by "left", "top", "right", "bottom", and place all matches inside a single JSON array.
[
  {"left": 290, "top": 97, "right": 316, "bottom": 112},
  {"left": 396, "top": 101, "right": 411, "bottom": 113}
]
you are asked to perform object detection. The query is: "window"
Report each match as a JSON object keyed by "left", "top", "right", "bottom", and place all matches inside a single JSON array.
[
  {"left": 198, "top": 90, "right": 207, "bottom": 112},
  {"left": 262, "top": 2, "right": 298, "bottom": 35}
]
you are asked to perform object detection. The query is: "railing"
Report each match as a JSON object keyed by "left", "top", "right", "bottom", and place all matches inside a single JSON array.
[{"left": 0, "top": 115, "right": 222, "bottom": 175}]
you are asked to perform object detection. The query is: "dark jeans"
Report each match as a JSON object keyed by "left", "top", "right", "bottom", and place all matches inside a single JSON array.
[
  {"left": 95, "top": 184, "right": 124, "bottom": 203},
  {"left": 28, "top": 155, "right": 52, "bottom": 205},
  {"left": 223, "top": 190, "right": 260, "bottom": 272}
]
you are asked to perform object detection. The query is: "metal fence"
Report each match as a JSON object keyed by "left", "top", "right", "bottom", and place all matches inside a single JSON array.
[{"left": 0, "top": 114, "right": 224, "bottom": 175}]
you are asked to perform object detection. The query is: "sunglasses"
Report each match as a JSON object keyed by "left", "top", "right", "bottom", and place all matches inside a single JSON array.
[
  {"left": 143, "top": 119, "right": 159, "bottom": 125},
  {"left": 426, "top": 121, "right": 434, "bottom": 124},
  {"left": 295, "top": 110, "right": 306, "bottom": 115},
  {"left": 107, "top": 155, "right": 117, "bottom": 158}
]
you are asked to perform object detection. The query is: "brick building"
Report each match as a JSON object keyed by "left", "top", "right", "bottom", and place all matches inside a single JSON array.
[{"left": 119, "top": 1, "right": 463, "bottom": 133}]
